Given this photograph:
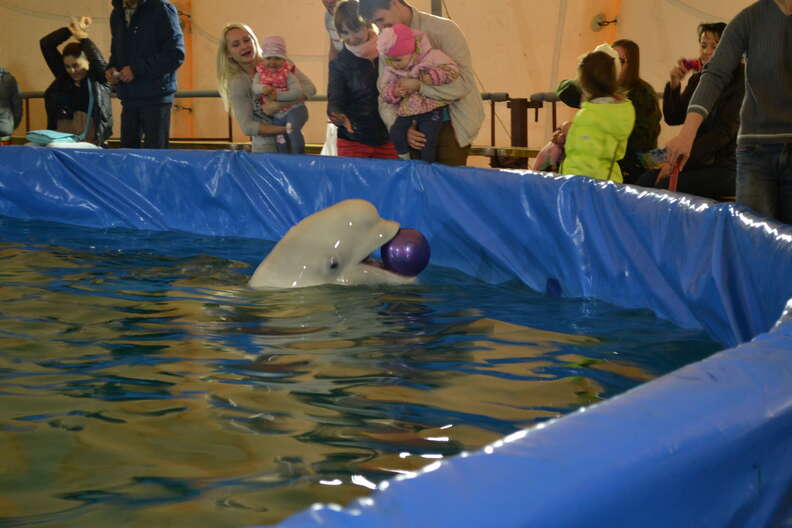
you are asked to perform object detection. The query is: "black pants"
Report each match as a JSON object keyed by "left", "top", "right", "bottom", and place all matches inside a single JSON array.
[
  {"left": 636, "top": 165, "right": 736, "bottom": 200},
  {"left": 120, "top": 103, "right": 172, "bottom": 149}
]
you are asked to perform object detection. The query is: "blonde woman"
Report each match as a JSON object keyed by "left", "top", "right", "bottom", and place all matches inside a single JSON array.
[{"left": 217, "top": 23, "right": 316, "bottom": 153}]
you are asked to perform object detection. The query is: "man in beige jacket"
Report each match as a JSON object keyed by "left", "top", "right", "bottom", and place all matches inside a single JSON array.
[{"left": 359, "top": 0, "right": 484, "bottom": 166}]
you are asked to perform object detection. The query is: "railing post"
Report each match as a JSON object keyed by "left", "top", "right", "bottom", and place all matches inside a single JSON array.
[
  {"left": 508, "top": 98, "right": 529, "bottom": 148},
  {"left": 490, "top": 100, "right": 496, "bottom": 147}
]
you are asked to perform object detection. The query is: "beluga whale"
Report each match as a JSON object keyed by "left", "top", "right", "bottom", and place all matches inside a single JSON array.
[{"left": 249, "top": 199, "right": 425, "bottom": 289}]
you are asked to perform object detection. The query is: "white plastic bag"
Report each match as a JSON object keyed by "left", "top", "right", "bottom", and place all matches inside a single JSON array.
[{"left": 320, "top": 123, "right": 338, "bottom": 156}]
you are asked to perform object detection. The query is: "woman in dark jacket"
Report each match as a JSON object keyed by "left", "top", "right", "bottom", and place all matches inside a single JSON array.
[
  {"left": 638, "top": 23, "right": 743, "bottom": 199},
  {"left": 611, "top": 39, "right": 661, "bottom": 184},
  {"left": 327, "top": 0, "right": 396, "bottom": 158},
  {"left": 40, "top": 17, "right": 112, "bottom": 146}
]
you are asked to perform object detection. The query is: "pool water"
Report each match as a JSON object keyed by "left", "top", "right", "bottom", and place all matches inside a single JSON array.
[{"left": 0, "top": 216, "right": 722, "bottom": 527}]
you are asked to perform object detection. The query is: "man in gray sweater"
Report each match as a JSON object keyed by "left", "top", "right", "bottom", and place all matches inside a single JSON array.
[
  {"left": 666, "top": 0, "right": 792, "bottom": 223},
  {"left": 0, "top": 67, "right": 22, "bottom": 143}
]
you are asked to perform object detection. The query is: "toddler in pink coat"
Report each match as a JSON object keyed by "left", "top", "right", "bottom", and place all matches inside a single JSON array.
[{"left": 378, "top": 24, "right": 459, "bottom": 162}]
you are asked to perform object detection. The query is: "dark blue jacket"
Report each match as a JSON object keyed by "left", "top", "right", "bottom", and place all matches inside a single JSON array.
[
  {"left": 108, "top": 0, "right": 185, "bottom": 107},
  {"left": 328, "top": 47, "right": 390, "bottom": 146}
]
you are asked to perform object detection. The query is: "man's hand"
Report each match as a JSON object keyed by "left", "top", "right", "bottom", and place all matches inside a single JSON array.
[
  {"left": 406, "top": 120, "right": 426, "bottom": 150},
  {"left": 119, "top": 66, "right": 135, "bottom": 83},
  {"left": 329, "top": 112, "right": 354, "bottom": 134},
  {"left": 665, "top": 132, "right": 695, "bottom": 173}
]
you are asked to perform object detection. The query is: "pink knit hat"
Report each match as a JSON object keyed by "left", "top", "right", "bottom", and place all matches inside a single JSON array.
[
  {"left": 377, "top": 24, "right": 416, "bottom": 57},
  {"left": 261, "top": 35, "right": 287, "bottom": 58}
]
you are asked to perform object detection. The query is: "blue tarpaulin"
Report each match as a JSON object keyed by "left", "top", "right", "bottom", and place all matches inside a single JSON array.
[{"left": 0, "top": 146, "right": 790, "bottom": 527}]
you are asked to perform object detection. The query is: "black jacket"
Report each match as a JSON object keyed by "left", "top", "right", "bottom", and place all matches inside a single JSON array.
[
  {"left": 108, "top": 0, "right": 185, "bottom": 107},
  {"left": 663, "top": 65, "right": 744, "bottom": 170},
  {"left": 327, "top": 47, "right": 390, "bottom": 146},
  {"left": 40, "top": 27, "right": 113, "bottom": 145}
]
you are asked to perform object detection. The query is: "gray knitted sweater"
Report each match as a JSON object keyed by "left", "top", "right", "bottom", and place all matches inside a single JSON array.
[
  {"left": 0, "top": 67, "right": 22, "bottom": 137},
  {"left": 688, "top": 0, "right": 792, "bottom": 145}
]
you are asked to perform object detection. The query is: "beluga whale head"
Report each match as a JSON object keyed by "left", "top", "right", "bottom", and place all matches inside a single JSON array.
[{"left": 248, "top": 199, "right": 417, "bottom": 289}]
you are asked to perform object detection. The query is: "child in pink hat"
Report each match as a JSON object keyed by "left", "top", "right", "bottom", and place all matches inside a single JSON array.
[
  {"left": 253, "top": 35, "right": 312, "bottom": 154},
  {"left": 378, "top": 24, "right": 459, "bottom": 162}
]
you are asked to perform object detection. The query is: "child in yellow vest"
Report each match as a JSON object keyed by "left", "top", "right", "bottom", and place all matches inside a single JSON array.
[{"left": 561, "top": 44, "right": 636, "bottom": 183}]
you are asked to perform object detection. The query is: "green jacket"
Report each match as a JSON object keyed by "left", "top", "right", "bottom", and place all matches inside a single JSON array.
[
  {"left": 556, "top": 78, "right": 660, "bottom": 154},
  {"left": 561, "top": 99, "right": 636, "bottom": 183}
]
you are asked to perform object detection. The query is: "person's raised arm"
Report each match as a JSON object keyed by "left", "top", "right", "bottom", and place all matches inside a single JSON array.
[
  {"left": 70, "top": 17, "right": 109, "bottom": 85},
  {"left": 39, "top": 27, "right": 71, "bottom": 78}
]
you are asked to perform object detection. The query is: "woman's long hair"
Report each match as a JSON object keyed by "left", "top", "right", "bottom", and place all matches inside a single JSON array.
[
  {"left": 612, "top": 38, "right": 640, "bottom": 89},
  {"left": 216, "top": 23, "right": 262, "bottom": 110}
]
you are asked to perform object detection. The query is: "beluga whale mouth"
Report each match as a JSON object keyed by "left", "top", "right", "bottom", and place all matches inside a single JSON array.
[{"left": 248, "top": 199, "right": 417, "bottom": 289}]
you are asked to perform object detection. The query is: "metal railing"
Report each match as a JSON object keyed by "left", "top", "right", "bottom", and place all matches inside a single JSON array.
[{"left": 19, "top": 90, "right": 545, "bottom": 159}]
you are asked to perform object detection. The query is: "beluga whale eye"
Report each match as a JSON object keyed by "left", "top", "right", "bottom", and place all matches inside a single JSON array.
[{"left": 329, "top": 257, "right": 339, "bottom": 270}]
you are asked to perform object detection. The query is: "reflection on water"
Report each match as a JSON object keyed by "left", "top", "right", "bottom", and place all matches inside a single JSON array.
[{"left": 0, "top": 218, "right": 722, "bottom": 527}]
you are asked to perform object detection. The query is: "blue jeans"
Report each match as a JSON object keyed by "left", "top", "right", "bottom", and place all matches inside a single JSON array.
[
  {"left": 736, "top": 143, "right": 792, "bottom": 224},
  {"left": 271, "top": 104, "right": 308, "bottom": 154}
]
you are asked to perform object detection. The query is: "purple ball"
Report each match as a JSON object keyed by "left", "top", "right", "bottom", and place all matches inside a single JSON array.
[{"left": 381, "top": 228, "right": 431, "bottom": 277}]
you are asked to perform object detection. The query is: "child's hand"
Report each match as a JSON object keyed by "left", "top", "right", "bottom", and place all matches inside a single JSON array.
[
  {"left": 552, "top": 121, "right": 571, "bottom": 145},
  {"left": 397, "top": 78, "right": 421, "bottom": 96},
  {"left": 260, "top": 85, "right": 274, "bottom": 96}
]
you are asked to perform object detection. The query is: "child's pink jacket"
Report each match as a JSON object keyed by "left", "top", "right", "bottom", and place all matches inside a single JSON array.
[{"left": 380, "top": 31, "right": 459, "bottom": 117}]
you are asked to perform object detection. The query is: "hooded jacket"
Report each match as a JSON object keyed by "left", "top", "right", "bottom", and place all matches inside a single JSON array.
[
  {"left": 561, "top": 99, "right": 636, "bottom": 183},
  {"left": 379, "top": 31, "right": 459, "bottom": 117},
  {"left": 40, "top": 28, "right": 113, "bottom": 145},
  {"left": 0, "top": 67, "right": 22, "bottom": 137},
  {"left": 108, "top": 0, "right": 185, "bottom": 107}
]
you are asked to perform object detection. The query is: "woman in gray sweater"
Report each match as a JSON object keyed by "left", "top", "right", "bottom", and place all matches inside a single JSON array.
[
  {"left": 217, "top": 23, "right": 316, "bottom": 153},
  {"left": 0, "top": 67, "right": 22, "bottom": 143}
]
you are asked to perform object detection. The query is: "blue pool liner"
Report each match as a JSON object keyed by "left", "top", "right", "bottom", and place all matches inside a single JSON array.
[{"left": 0, "top": 146, "right": 790, "bottom": 527}]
